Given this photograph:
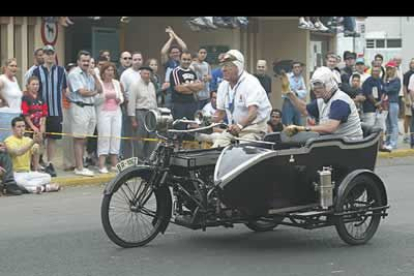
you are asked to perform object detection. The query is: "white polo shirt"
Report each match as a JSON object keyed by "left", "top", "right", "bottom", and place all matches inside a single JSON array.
[{"left": 217, "top": 71, "right": 271, "bottom": 125}]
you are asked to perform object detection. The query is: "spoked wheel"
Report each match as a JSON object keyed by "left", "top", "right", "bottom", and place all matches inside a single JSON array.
[
  {"left": 335, "top": 175, "right": 383, "bottom": 245},
  {"left": 101, "top": 170, "right": 170, "bottom": 248},
  {"left": 245, "top": 217, "right": 284, "bottom": 232}
]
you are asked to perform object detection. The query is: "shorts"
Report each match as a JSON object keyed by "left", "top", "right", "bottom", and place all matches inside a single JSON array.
[
  {"left": 46, "top": 116, "right": 63, "bottom": 140},
  {"left": 70, "top": 104, "right": 96, "bottom": 139}
]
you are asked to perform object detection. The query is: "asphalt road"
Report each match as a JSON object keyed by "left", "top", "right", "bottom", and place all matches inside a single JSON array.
[{"left": 0, "top": 157, "right": 413, "bottom": 276}]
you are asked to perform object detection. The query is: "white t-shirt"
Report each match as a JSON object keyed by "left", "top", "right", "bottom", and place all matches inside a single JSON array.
[
  {"left": 408, "top": 73, "right": 414, "bottom": 93},
  {"left": 217, "top": 71, "right": 271, "bottom": 125},
  {"left": 202, "top": 102, "right": 216, "bottom": 116},
  {"left": 0, "top": 75, "right": 23, "bottom": 113},
  {"left": 120, "top": 68, "right": 141, "bottom": 101}
]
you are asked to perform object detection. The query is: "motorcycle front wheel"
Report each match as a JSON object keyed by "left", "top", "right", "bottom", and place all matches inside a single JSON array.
[{"left": 101, "top": 169, "right": 170, "bottom": 248}]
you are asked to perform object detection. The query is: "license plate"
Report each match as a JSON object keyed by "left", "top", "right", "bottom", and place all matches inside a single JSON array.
[{"left": 116, "top": 157, "right": 138, "bottom": 173}]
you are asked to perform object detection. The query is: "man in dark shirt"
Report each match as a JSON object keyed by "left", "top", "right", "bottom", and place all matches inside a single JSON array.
[
  {"left": 340, "top": 51, "right": 356, "bottom": 98},
  {"left": 254, "top": 60, "right": 272, "bottom": 97},
  {"left": 361, "top": 65, "right": 384, "bottom": 126},
  {"left": 170, "top": 51, "right": 204, "bottom": 130}
]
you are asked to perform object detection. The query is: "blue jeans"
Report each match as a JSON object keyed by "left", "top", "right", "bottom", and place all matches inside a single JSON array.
[
  {"left": 385, "top": 102, "right": 399, "bottom": 149},
  {"left": 282, "top": 99, "right": 303, "bottom": 126}
]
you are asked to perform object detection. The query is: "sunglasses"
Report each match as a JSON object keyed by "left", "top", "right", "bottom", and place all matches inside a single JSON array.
[
  {"left": 219, "top": 53, "right": 238, "bottom": 64},
  {"left": 123, "top": 57, "right": 132, "bottom": 60}
]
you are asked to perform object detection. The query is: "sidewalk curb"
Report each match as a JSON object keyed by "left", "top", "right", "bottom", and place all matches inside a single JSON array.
[
  {"left": 55, "top": 173, "right": 116, "bottom": 187},
  {"left": 378, "top": 149, "right": 414, "bottom": 158}
]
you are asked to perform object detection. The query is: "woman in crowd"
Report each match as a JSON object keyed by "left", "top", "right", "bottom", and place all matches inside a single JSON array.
[
  {"left": 96, "top": 62, "right": 124, "bottom": 173},
  {"left": 0, "top": 58, "right": 23, "bottom": 142},
  {"left": 146, "top": 58, "right": 165, "bottom": 106}
]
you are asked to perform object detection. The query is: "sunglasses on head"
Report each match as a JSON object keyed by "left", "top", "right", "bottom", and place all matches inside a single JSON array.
[{"left": 219, "top": 53, "right": 238, "bottom": 64}]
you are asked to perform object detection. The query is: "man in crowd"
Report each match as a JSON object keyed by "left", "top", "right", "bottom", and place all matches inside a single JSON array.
[
  {"left": 120, "top": 51, "right": 143, "bottom": 159},
  {"left": 4, "top": 117, "right": 59, "bottom": 193},
  {"left": 403, "top": 58, "right": 414, "bottom": 143},
  {"left": 24, "top": 48, "right": 44, "bottom": 85},
  {"left": 160, "top": 26, "right": 188, "bottom": 108},
  {"left": 210, "top": 53, "right": 225, "bottom": 92},
  {"left": 29, "top": 45, "right": 67, "bottom": 177},
  {"left": 191, "top": 47, "right": 212, "bottom": 109},
  {"left": 254, "top": 60, "right": 272, "bottom": 98},
  {"left": 67, "top": 50, "right": 103, "bottom": 177},
  {"left": 117, "top": 51, "right": 132, "bottom": 78},
  {"left": 340, "top": 51, "right": 357, "bottom": 98},
  {"left": 128, "top": 66, "right": 157, "bottom": 161},
  {"left": 282, "top": 61, "right": 307, "bottom": 126},
  {"left": 170, "top": 51, "right": 204, "bottom": 129},
  {"left": 325, "top": 52, "right": 341, "bottom": 85}
]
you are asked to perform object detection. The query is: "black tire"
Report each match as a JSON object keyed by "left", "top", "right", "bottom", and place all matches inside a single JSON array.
[
  {"left": 245, "top": 217, "right": 283, "bottom": 232},
  {"left": 101, "top": 169, "right": 169, "bottom": 248},
  {"left": 335, "top": 175, "right": 383, "bottom": 245}
]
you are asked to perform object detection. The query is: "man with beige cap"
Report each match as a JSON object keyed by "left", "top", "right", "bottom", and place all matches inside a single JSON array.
[{"left": 212, "top": 50, "right": 272, "bottom": 147}]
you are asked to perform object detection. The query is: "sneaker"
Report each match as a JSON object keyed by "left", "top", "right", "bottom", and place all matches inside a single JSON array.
[
  {"left": 307, "top": 21, "right": 317, "bottom": 31},
  {"left": 109, "top": 166, "right": 118, "bottom": 173},
  {"left": 5, "top": 184, "right": 23, "bottom": 195},
  {"left": 314, "top": 21, "right": 329, "bottom": 32},
  {"left": 98, "top": 167, "right": 109, "bottom": 174},
  {"left": 384, "top": 145, "right": 393, "bottom": 152},
  {"left": 45, "top": 163, "right": 57, "bottom": 177},
  {"left": 298, "top": 18, "right": 310, "bottom": 29},
  {"left": 45, "top": 183, "right": 60, "bottom": 192},
  {"left": 74, "top": 168, "right": 95, "bottom": 177}
]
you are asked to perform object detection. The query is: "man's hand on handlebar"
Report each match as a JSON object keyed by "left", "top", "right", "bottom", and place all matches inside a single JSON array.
[{"left": 228, "top": 124, "right": 242, "bottom": 136}]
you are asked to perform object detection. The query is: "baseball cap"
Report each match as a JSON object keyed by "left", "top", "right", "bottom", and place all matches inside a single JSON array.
[
  {"left": 385, "top": 60, "right": 397, "bottom": 68},
  {"left": 43, "top": 45, "right": 55, "bottom": 53},
  {"left": 355, "top": 58, "right": 365, "bottom": 65}
]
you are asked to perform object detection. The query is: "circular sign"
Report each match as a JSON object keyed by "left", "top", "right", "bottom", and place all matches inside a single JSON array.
[{"left": 41, "top": 21, "right": 58, "bottom": 46}]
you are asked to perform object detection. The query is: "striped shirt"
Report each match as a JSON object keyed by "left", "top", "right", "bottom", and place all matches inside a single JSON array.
[
  {"left": 31, "top": 65, "right": 67, "bottom": 117},
  {"left": 24, "top": 65, "right": 38, "bottom": 86}
]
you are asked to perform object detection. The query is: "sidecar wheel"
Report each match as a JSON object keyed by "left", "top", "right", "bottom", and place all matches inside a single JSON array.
[
  {"left": 101, "top": 170, "right": 170, "bottom": 248},
  {"left": 335, "top": 175, "right": 382, "bottom": 245},
  {"left": 245, "top": 217, "right": 283, "bottom": 232}
]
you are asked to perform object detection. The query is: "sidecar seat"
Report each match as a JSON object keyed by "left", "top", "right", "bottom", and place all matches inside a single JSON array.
[{"left": 304, "top": 122, "right": 382, "bottom": 148}]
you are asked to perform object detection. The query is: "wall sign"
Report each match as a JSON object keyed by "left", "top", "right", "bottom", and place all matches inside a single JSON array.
[{"left": 41, "top": 21, "right": 58, "bottom": 46}]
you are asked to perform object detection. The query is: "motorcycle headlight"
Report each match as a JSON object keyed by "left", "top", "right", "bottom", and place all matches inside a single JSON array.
[{"left": 144, "top": 108, "right": 173, "bottom": 133}]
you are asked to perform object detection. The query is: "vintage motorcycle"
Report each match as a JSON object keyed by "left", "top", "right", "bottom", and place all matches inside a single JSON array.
[{"left": 101, "top": 108, "right": 389, "bottom": 248}]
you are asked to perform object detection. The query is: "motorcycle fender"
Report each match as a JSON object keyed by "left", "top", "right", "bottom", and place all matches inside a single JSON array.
[
  {"left": 103, "top": 165, "right": 152, "bottom": 195},
  {"left": 335, "top": 169, "right": 388, "bottom": 208}
]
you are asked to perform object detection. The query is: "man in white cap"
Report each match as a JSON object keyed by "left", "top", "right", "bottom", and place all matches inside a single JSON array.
[
  {"left": 212, "top": 49, "right": 272, "bottom": 147},
  {"left": 281, "top": 66, "right": 363, "bottom": 140}
]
